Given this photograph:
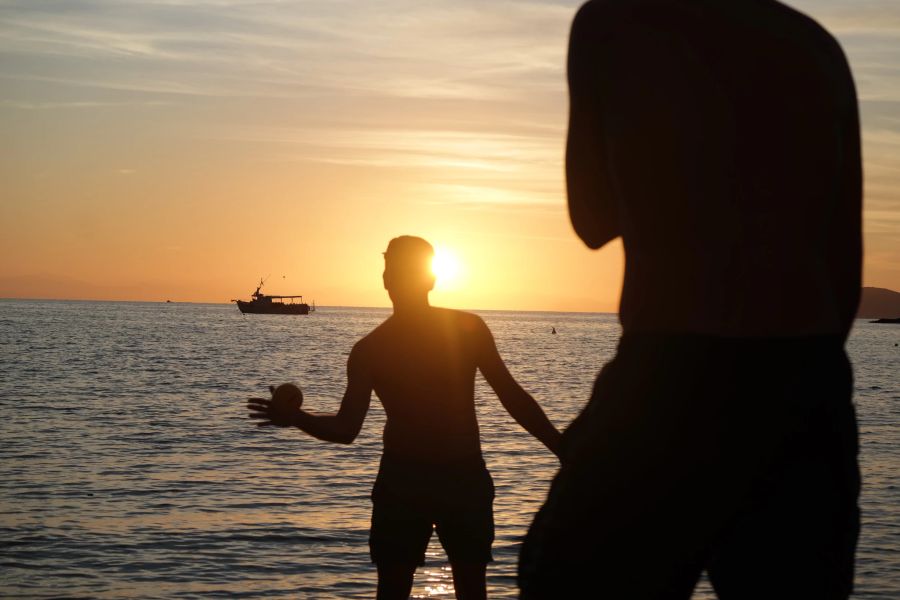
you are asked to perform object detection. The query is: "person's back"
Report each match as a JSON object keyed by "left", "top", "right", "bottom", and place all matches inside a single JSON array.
[
  {"left": 566, "top": 0, "right": 861, "bottom": 336},
  {"left": 520, "top": 1, "right": 862, "bottom": 598},
  {"left": 358, "top": 307, "right": 485, "bottom": 464}
]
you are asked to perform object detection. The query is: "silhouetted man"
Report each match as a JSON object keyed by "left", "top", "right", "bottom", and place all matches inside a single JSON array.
[
  {"left": 519, "top": 1, "right": 862, "bottom": 598},
  {"left": 249, "top": 236, "right": 561, "bottom": 600}
]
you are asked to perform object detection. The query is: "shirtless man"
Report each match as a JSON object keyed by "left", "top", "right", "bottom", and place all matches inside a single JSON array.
[
  {"left": 519, "top": 1, "right": 862, "bottom": 598},
  {"left": 248, "top": 235, "right": 561, "bottom": 600}
]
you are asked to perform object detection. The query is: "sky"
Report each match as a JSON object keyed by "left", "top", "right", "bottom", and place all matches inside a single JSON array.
[{"left": 1, "top": 0, "right": 898, "bottom": 312}]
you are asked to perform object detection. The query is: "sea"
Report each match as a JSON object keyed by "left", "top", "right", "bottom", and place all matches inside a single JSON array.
[{"left": 0, "top": 300, "right": 897, "bottom": 599}]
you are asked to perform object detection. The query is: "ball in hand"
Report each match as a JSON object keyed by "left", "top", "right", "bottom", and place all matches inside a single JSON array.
[{"left": 272, "top": 382, "right": 304, "bottom": 409}]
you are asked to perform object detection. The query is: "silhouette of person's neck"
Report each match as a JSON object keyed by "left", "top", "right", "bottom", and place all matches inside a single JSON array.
[{"left": 388, "top": 289, "right": 431, "bottom": 319}]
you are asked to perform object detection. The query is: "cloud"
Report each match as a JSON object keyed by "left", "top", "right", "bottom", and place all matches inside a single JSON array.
[
  {"left": 228, "top": 125, "right": 557, "bottom": 162},
  {"left": 217, "top": 124, "right": 564, "bottom": 206},
  {"left": 1, "top": 0, "right": 898, "bottom": 221},
  {"left": 0, "top": 0, "right": 575, "bottom": 101},
  {"left": 0, "top": 99, "right": 170, "bottom": 109},
  {"left": 424, "top": 182, "right": 560, "bottom": 207},
  {"left": 791, "top": 0, "right": 900, "bottom": 34}
]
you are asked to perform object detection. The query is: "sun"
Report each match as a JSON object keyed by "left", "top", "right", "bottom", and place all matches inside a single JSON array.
[{"left": 431, "top": 248, "right": 462, "bottom": 288}]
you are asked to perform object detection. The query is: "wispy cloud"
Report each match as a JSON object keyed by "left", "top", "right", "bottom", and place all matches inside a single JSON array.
[
  {"left": 226, "top": 126, "right": 559, "bottom": 164},
  {"left": 216, "top": 124, "right": 564, "bottom": 205},
  {"left": 0, "top": 0, "right": 574, "bottom": 101},
  {"left": 792, "top": 0, "right": 900, "bottom": 34},
  {"left": 0, "top": 98, "right": 170, "bottom": 109},
  {"left": 1, "top": 0, "right": 898, "bottom": 220}
]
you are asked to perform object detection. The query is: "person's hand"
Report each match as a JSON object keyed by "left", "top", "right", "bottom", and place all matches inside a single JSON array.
[
  {"left": 247, "top": 383, "right": 304, "bottom": 427},
  {"left": 549, "top": 430, "right": 564, "bottom": 463}
]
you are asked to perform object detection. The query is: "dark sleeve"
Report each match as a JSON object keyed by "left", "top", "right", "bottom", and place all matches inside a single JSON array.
[
  {"left": 566, "top": 1, "right": 621, "bottom": 249},
  {"left": 828, "top": 43, "right": 862, "bottom": 337}
]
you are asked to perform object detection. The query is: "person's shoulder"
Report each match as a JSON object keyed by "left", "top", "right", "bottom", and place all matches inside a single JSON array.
[
  {"left": 435, "top": 306, "right": 481, "bottom": 322},
  {"left": 574, "top": 0, "right": 671, "bottom": 21},
  {"left": 763, "top": 1, "right": 854, "bottom": 86},
  {"left": 574, "top": 0, "right": 626, "bottom": 17},
  {"left": 569, "top": 0, "right": 658, "bottom": 48},
  {"left": 766, "top": 1, "right": 846, "bottom": 56},
  {"left": 433, "top": 307, "right": 488, "bottom": 333},
  {"left": 571, "top": 0, "right": 627, "bottom": 30},
  {"left": 768, "top": 0, "right": 831, "bottom": 32},
  {"left": 352, "top": 318, "right": 393, "bottom": 354}
]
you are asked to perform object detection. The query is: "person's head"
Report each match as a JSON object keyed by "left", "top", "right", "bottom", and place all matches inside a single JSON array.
[{"left": 382, "top": 236, "right": 435, "bottom": 303}]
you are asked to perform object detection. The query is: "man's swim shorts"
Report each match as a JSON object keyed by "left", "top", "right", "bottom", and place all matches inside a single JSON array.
[{"left": 370, "top": 454, "right": 495, "bottom": 565}]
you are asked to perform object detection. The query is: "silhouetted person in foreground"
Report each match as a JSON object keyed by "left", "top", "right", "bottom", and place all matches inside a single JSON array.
[
  {"left": 519, "top": 1, "right": 861, "bottom": 598},
  {"left": 249, "top": 236, "right": 561, "bottom": 600}
]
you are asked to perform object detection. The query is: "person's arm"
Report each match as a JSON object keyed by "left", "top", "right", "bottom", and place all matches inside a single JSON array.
[
  {"left": 567, "top": 2, "right": 620, "bottom": 249},
  {"left": 829, "top": 47, "right": 863, "bottom": 339},
  {"left": 474, "top": 318, "right": 562, "bottom": 457},
  {"left": 293, "top": 344, "right": 372, "bottom": 443},
  {"left": 247, "top": 343, "right": 373, "bottom": 444}
]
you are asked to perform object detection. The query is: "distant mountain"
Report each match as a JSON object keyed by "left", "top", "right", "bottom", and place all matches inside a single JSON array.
[{"left": 858, "top": 287, "right": 900, "bottom": 319}]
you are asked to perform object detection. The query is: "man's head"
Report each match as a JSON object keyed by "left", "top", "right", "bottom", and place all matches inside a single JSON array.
[{"left": 382, "top": 236, "right": 436, "bottom": 299}]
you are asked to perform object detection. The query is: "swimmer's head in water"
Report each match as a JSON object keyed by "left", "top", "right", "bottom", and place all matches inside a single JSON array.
[{"left": 383, "top": 235, "right": 436, "bottom": 294}]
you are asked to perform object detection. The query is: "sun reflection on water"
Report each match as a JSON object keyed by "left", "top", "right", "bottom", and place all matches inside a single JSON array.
[{"left": 415, "top": 561, "right": 455, "bottom": 598}]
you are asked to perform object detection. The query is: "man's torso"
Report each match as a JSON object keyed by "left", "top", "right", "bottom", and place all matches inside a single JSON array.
[
  {"left": 572, "top": 0, "right": 861, "bottom": 337},
  {"left": 356, "top": 307, "right": 486, "bottom": 464}
]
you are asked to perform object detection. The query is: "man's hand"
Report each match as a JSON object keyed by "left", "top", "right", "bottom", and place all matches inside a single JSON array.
[{"left": 247, "top": 384, "right": 303, "bottom": 427}]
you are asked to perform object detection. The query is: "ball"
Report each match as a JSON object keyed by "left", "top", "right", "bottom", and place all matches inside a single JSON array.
[{"left": 272, "top": 382, "right": 304, "bottom": 409}]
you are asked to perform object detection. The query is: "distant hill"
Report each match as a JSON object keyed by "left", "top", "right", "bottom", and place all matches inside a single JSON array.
[{"left": 858, "top": 287, "right": 900, "bottom": 319}]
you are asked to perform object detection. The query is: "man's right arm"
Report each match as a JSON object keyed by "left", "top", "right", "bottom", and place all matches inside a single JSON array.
[
  {"left": 292, "top": 343, "right": 373, "bottom": 444},
  {"left": 567, "top": 2, "right": 620, "bottom": 249}
]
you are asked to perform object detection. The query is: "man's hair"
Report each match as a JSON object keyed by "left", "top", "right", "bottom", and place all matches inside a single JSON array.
[{"left": 383, "top": 236, "right": 435, "bottom": 289}]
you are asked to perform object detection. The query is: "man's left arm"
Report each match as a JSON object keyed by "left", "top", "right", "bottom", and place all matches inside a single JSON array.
[{"left": 474, "top": 318, "right": 562, "bottom": 457}]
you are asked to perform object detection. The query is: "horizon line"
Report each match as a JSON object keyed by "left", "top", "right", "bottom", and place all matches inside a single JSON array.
[{"left": 0, "top": 296, "right": 621, "bottom": 316}]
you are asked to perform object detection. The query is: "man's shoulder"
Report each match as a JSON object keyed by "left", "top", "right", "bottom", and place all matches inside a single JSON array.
[
  {"left": 574, "top": 0, "right": 838, "bottom": 36},
  {"left": 352, "top": 319, "right": 393, "bottom": 353},
  {"left": 761, "top": 1, "right": 845, "bottom": 51},
  {"left": 573, "top": 0, "right": 849, "bottom": 68},
  {"left": 433, "top": 307, "right": 486, "bottom": 331},
  {"left": 571, "top": 0, "right": 624, "bottom": 28},
  {"left": 573, "top": 0, "right": 673, "bottom": 23}
]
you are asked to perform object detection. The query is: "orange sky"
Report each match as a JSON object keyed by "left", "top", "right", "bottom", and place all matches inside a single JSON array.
[{"left": 2, "top": 1, "right": 898, "bottom": 312}]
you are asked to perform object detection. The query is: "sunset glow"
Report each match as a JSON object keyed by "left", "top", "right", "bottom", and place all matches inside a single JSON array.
[
  {"left": 431, "top": 248, "right": 463, "bottom": 291},
  {"left": 1, "top": 0, "right": 898, "bottom": 310}
]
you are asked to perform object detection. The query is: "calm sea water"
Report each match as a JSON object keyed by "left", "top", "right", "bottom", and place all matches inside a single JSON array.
[{"left": 0, "top": 300, "right": 897, "bottom": 599}]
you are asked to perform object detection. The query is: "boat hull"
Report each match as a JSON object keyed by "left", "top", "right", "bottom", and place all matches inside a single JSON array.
[{"left": 236, "top": 300, "right": 311, "bottom": 315}]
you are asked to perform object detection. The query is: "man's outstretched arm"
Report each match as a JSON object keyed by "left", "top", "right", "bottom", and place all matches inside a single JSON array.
[
  {"left": 247, "top": 343, "right": 373, "bottom": 444},
  {"left": 475, "top": 318, "right": 562, "bottom": 457}
]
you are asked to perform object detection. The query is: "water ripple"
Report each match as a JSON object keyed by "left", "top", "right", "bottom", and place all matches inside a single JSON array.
[{"left": 0, "top": 301, "right": 897, "bottom": 598}]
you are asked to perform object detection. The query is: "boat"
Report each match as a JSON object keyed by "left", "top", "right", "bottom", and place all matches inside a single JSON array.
[{"left": 234, "top": 279, "right": 315, "bottom": 315}]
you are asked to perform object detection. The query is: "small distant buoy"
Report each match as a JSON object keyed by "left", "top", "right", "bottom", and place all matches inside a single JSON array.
[{"left": 551, "top": 327, "right": 557, "bottom": 335}]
